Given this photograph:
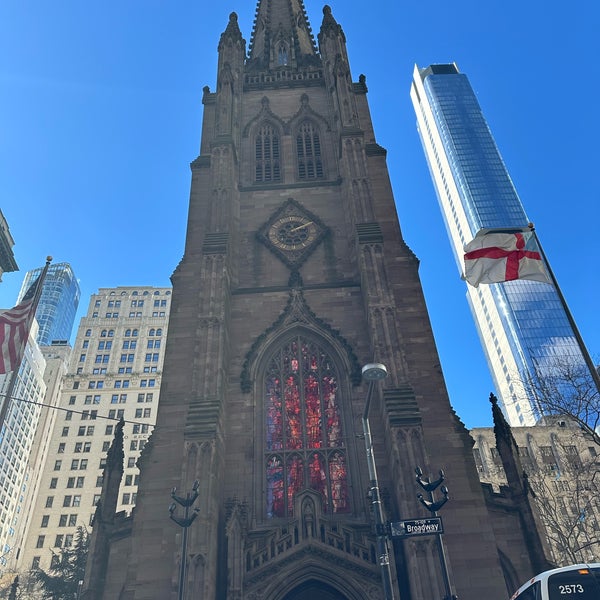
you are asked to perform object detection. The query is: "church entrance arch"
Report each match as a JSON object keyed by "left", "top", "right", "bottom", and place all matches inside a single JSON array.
[{"left": 280, "top": 579, "right": 349, "bottom": 600}]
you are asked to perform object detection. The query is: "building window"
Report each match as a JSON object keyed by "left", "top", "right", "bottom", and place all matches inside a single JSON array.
[
  {"left": 264, "top": 335, "right": 349, "bottom": 518},
  {"left": 255, "top": 123, "right": 281, "bottom": 183},
  {"left": 32, "top": 556, "right": 40, "bottom": 569},
  {"left": 296, "top": 121, "right": 323, "bottom": 179},
  {"left": 49, "top": 478, "right": 58, "bottom": 489},
  {"left": 45, "top": 496, "right": 54, "bottom": 508},
  {"left": 277, "top": 44, "right": 288, "bottom": 66},
  {"left": 41, "top": 515, "right": 49, "bottom": 528},
  {"left": 54, "top": 460, "right": 62, "bottom": 471},
  {"left": 36, "top": 536, "right": 45, "bottom": 548}
]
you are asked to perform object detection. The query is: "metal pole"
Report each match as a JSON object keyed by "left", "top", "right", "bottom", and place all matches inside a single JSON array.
[
  {"left": 434, "top": 511, "right": 452, "bottom": 600},
  {"left": 362, "top": 365, "right": 395, "bottom": 600},
  {"left": 528, "top": 224, "right": 600, "bottom": 397},
  {"left": 169, "top": 482, "right": 199, "bottom": 600},
  {"left": 178, "top": 503, "right": 189, "bottom": 600}
]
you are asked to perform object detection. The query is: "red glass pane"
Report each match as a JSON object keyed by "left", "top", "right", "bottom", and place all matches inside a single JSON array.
[
  {"left": 304, "top": 374, "right": 322, "bottom": 448},
  {"left": 309, "top": 452, "right": 328, "bottom": 509},
  {"left": 266, "top": 456, "right": 284, "bottom": 518},
  {"left": 266, "top": 375, "right": 282, "bottom": 450},
  {"left": 284, "top": 375, "right": 302, "bottom": 450},
  {"left": 329, "top": 451, "right": 349, "bottom": 513},
  {"left": 323, "top": 374, "right": 343, "bottom": 447},
  {"left": 286, "top": 455, "right": 304, "bottom": 515}
]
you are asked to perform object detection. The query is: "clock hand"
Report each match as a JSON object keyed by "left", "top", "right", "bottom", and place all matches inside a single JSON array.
[{"left": 289, "top": 221, "right": 313, "bottom": 233}]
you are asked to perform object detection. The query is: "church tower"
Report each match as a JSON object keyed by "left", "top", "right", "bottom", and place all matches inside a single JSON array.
[{"left": 99, "top": 3, "right": 515, "bottom": 598}]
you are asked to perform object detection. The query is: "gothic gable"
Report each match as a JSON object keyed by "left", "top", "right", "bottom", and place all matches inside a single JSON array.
[{"left": 240, "top": 274, "right": 361, "bottom": 392}]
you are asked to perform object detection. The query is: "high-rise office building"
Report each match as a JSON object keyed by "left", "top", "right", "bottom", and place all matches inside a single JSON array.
[
  {"left": 411, "top": 63, "right": 590, "bottom": 426},
  {"left": 18, "top": 287, "right": 170, "bottom": 573},
  {"left": 85, "top": 5, "right": 546, "bottom": 599},
  {"left": 18, "top": 262, "right": 81, "bottom": 346},
  {"left": 0, "top": 323, "right": 47, "bottom": 574}
]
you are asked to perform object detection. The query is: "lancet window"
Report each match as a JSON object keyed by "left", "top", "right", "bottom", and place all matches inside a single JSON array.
[
  {"left": 255, "top": 123, "right": 281, "bottom": 183},
  {"left": 277, "top": 44, "right": 289, "bottom": 66},
  {"left": 296, "top": 121, "right": 323, "bottom": 180},
  {"left": 265, "top": 335, "right": 349, "bottom": 518}
]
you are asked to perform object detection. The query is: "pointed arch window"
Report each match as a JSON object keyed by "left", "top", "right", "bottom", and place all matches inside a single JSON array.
[
  {"left": 277, "top": 44, "right": 288, "bottom": 66},
  {"left": 255, "top": 123, "right": 281, "bottom": 183},
  {"left": 296, "top": 121, "right": 323, "bottom": 180},
  {"left": 265, "top": 335, "right": 349, "bottom": 518}
]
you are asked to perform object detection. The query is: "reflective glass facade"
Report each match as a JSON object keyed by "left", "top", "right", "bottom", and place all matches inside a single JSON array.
[
  {"left": 411, "top": 64, "right": 588, "bottom": 425},
  {"left": 18, "top": 262, "right": 81, "bottom": 346}
]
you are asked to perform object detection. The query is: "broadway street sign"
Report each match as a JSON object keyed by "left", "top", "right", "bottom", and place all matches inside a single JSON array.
[{"left": 389, "top": 517, "right": 444, "bottom": 538}]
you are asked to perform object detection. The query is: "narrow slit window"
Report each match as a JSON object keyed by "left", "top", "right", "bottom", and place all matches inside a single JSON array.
[
  {"left": 255, "top": 123, "right": 281, "bottom": 183},
  {"left": 297, "top": 122, "right": 323, "bottom": 180}
]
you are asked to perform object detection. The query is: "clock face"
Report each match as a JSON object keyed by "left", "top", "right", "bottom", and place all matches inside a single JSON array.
[{"left": 268, "top": 216, "right": 316, "bottom": 250}]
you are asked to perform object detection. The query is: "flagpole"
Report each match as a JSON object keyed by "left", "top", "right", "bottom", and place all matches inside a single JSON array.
[
  {"left": 0, "top": 257, "right": 53, "bottom": 438},
  {"left": 527, "top": 224, "right": 600, "bottom": 397}
]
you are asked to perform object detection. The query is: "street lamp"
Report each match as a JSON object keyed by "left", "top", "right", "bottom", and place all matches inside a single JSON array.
[
  {"left": 415, "top": 467, "right": 455, "bottom": 600},
  {"left": 362, "top": 363, "right": 396, "bottom": 600},
  {"left": 169, "top": 480, "right": 200, "bottom": 600}
]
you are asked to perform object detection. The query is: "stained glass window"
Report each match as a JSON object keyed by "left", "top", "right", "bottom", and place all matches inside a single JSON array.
[{"left": 265, "top": 336, "right": 349, "bottom": 518}]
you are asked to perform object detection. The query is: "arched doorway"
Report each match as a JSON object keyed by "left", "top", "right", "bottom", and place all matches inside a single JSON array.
[{"left": 281, "top": 579, "right": 349, "bottom": 600}]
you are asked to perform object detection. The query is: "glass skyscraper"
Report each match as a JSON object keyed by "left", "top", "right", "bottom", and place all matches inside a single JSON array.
[
  {"left": 17, "top": 262, "right": 81, "bottom": 345},
  {"left": 410, "top": 63, "right": 589, "bottom": 425}
]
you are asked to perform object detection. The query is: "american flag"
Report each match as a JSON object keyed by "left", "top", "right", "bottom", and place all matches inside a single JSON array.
[{"left": 0, "top": 277, "right": 40, "bottom": 374}]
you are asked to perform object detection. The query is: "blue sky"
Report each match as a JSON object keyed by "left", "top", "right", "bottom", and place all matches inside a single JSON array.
[{"left": 1, "top": 1, "right": 598, "bottom": 428}]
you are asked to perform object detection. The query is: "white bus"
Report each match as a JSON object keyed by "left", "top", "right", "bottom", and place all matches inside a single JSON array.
[{"left": 510, "top": 563, "right": 600, "bottom": 600}]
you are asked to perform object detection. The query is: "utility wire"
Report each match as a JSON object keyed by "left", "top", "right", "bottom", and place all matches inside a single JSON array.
[{"left": 0, "top": 391, "right": 155, "bottom": 429}]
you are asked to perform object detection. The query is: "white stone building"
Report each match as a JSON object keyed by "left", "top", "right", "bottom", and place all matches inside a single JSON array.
[{"left": 18, "top": 287, "right": 171, "bottom": 572}]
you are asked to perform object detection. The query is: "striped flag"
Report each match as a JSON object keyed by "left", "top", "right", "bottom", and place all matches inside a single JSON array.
[{"left": 0, "top": 278, "right": 40, "bottom": 374}]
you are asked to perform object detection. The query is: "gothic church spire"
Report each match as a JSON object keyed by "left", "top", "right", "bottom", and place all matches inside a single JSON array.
[{"left": 247, "top": 0, "right": 319, "bottom": 71}]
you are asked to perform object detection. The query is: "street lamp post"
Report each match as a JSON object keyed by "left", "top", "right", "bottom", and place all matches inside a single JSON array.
[
  {"left": 362, "top": 363, "right": 396, "bottom": 600},
  {"left": 415, "top": 467, "right": 456, "bottom": 600},
  {"left": 169, "top": 480, "right": 200, "bottom": 600}
]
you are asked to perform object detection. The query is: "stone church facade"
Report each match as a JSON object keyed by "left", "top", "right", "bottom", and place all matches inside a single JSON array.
[{"left": 84, "top": 2, "right": 548, "bottom": 598}]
